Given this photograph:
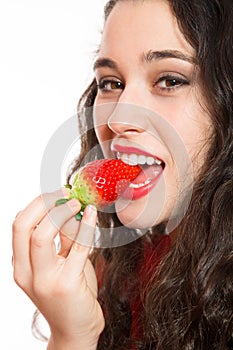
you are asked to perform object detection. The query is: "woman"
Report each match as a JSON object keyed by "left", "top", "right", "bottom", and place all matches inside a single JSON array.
[{"left": 12, "top": 0, "right": 233, "bottom": 349}]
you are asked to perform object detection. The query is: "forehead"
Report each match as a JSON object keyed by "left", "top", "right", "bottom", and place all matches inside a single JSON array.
[{"left": 100, "top": 0, "right": 194, "bottom": 57}]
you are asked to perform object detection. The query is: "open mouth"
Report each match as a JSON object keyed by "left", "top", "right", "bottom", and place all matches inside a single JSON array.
[
  {"left": 116, "top": 151, "right": 165, "bottom": 199},
  {"left": 116, "top": 151, "right": 163, "bottom": 167}
]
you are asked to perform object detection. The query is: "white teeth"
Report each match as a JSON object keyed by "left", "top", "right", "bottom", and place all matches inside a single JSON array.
[
  {"left": 120, "top": 153, "right": 138, "bottom": 166},
  {"left": 138, "top": 155, "right": 146, "bottom": 165},
  {"left": 146, "top": 156, "right": 154, "bottom": 166},
  {"left": 129, "top": 178, "right": 152, "bottom": 188},
  {"left": 117, "top": 152, "right": 162, "bottom": 166},
  {"left": 155, "top": 159, "right": 162, "bottom": 165},
  {"left": 121, "top": 153, "right": 128, "bottom": 163},
  {"left": 128, "top": 154, "right": 138, "bottom": 165}
]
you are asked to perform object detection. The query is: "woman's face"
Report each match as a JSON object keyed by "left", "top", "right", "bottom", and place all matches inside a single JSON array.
[{"left": 93, "top": 0, "right": 212, "bottom": 230}]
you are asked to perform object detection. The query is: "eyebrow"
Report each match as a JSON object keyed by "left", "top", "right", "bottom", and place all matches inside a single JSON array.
[
  {"left": 144, "top": 49, "right": 197, "bottom": 64},
  {"left": 93, "top": 49, "right": 196, "bottom": 71},
  {"left": 93, "top": 57, "right": 118, "bottom": 71}
]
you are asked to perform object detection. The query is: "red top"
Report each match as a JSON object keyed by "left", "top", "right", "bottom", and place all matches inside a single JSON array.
[
  {"left": 96, "top": 234, "right": 171, "bottom": 348},
  {"left": 130, "top": 234, "right": 171, "bottom": 344}
]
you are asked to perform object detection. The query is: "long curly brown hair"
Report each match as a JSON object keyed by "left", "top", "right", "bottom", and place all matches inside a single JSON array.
[{"left": 65, "top": 0, "right": 233, "bottom": 349}]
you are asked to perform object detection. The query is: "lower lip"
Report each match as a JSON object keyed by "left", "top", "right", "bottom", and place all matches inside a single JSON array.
[{"left": 121, "top": 170, "right": 163, "bottom": 201}]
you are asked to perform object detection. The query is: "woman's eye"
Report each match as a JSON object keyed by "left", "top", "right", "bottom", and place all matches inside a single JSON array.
[
  {"left": 97, "top": 79, "right": 124, "bottom": 92},
  {"left": 156, "top": 75, "right": 189, "bottom": 91}
]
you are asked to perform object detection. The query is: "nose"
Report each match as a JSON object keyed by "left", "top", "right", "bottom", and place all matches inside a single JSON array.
[
  {"left": 107, "top": 82, "right": 150, "bottom": 135},
  {"left": 107, "top": 103, "right": 147, "bottom": 134}
]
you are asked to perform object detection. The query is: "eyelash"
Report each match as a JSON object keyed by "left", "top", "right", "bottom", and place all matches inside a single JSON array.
[
  {"left": 96, "top": 74, "right": 190, "bottom": 94},
  {"left": 97, "top": 80, "right": 124, "bottom": 92},
  {"left": 155, "top": 74, "right": 190, "bottom": 91}
]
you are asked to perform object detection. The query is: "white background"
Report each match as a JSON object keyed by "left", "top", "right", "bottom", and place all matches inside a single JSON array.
[{"left": 0, "top": 0, "right": 107, "bottom": 348}]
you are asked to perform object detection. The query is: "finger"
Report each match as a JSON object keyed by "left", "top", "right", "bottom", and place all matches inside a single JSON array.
[
  {"left": 58, "top": 217, "right": 81, "bottom": 257},
  {"left": 12, "top": 189, "right": 68, "bottom": 271},
  {"left": 64, "top": 205, "right": 97, "bottom": 278},
  {"left": 30, "top": 199, "right": 81, "bottom": 275},
  {"left": 12, "top": 192, "right": 57, "bottom": 284}
]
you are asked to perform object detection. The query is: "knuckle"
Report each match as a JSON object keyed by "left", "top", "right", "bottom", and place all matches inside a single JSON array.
[
  {"left": 13, "top": 268, "right": 30, "bottom": 290},
  {"left": 12, "top": 214, "right": 28, "bottom": 233},
  {"left": 34, "top": 193, "right": 44, "bottom": 206},
  {"left": 12, "top": 217, "right": 19, "bottom": 232},
  {"left": 31, "top": 231, "right": 48, "bottom": 248}
]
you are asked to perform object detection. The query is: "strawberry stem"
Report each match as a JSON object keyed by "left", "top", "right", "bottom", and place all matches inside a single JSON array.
[{"left": 64, "top": 184, "right": 72, "bottom": 189}]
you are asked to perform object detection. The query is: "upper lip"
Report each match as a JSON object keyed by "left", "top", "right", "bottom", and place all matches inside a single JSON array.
[{"left": 111, "top": 144, "right": 164, "bottom": 163}]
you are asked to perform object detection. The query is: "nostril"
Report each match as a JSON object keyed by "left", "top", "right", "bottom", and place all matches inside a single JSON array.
[
  {"left": 107, "top": 120, "right": 146, "bottom": 135},
  {"left": 107, "top": 103, "right": 150, "bottom": 134}
]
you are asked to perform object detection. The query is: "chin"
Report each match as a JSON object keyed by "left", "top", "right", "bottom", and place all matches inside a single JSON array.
[
  {"left": 114, "top": 191, "right": 187, "bottom": 233},
  {"left": 115, "top": 199, "right": 167, "bottom": 230}
]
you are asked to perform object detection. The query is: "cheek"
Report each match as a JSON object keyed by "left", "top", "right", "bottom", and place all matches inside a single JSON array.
[
  {"left": 93, "top": 122, "right": 114, "bottom": 160},
  {"left": 93, "top": 105, "right": 108, "bottom": 145},
  {"left": 93, "top": 101, "right": 118, "bottom": 156},
  {"left": 178, "top": 122, "right": 213, "bottom": 178},
  {"left": 166, "top": 95, "right": 213, "bottom": 177},
  {"left": 93, "top": 100, "right": 113, "bottom": 138},
  {"left": 93, "top": 124, "right": 113, "bottom": 159},
  {"left": 95, "top": 124, "right": 110, "bottom": 143}
]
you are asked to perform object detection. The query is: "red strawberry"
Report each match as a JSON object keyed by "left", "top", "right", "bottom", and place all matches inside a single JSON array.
[{"left": 56, "top": 159, "right": 141, "bottom": 220}]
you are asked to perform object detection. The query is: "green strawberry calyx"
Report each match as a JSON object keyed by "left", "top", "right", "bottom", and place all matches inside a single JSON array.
[{"left": 55, "top": 184, "right": 88, "bottom": 221}]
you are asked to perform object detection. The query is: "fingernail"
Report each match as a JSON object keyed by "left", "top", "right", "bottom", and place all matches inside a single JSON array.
[
  {"left": 83, "top": 204, "right": 97, "bottom": 217},
  {"left": 81, "top": 204, "right": 97, "bottom": 223}
]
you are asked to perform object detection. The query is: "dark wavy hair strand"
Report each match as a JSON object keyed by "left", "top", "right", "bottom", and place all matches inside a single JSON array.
[{"left": 67, "top": 0, "right": 233, "bottom": 349}]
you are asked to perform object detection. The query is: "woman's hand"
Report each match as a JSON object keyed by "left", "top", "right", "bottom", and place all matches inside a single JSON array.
[{"left": 12, "top": 190, "right": 105, "bottom": 350}]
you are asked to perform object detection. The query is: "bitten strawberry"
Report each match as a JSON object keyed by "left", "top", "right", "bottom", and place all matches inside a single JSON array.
[{"left": 56, "top": 159, "right": 141, "bottom": 220}]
